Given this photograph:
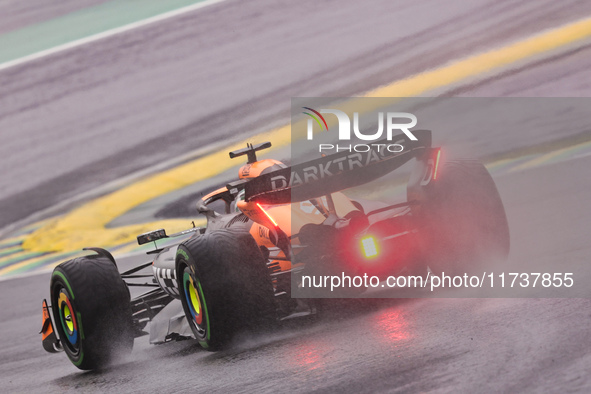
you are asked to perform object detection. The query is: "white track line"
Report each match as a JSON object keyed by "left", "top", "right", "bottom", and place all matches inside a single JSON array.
[{"left": 0, "top": 0, "right": 230, "bottom": 72}]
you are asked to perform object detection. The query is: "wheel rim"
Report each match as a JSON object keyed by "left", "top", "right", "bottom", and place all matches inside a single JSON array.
[
  {"left": 183, "top": 271, "right": 207, "bottom": 337},
  {"left": 57, "top": 288, "right": 79, "bottom": 349},
  {"left": 63, "top": 304, "right": 74, "bottom": 332}
]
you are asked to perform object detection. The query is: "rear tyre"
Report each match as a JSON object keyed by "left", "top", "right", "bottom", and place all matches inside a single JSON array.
[
  {"left": 50, "top": 255, "right": 134, "bottom": 370},
  {"left": 176, "top": 229, "right": 275, "bottom": 350},
  {"left": 418, "top": 160, "right": 510, "bottom": 274}
]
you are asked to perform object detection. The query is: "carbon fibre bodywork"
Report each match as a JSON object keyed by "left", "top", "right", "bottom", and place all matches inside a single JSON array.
[{"left": 42, "top": 130, "right": 448, "bottom": 349}]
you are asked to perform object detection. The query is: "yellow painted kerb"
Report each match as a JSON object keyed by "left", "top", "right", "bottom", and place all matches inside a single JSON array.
[{"left": 21, "top": 15, "right": 591, "bottom": 254}]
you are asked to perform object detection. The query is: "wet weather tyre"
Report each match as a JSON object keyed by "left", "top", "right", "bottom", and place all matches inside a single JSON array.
[
  {"left": 176, "top": 229, "right": 275, "bottom": 350},
  {"left": 50, "top": 255, "right": 134, "bottom": 370},
  {"left": 420, "top": 160, "right": 510, "bottom": 274}
]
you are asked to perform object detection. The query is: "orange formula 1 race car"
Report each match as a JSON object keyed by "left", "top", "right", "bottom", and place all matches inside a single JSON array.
[{"left": 40, "top": 130, "right": 509, "bottom": 370}]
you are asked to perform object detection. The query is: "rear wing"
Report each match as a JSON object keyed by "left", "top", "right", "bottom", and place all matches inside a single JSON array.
[{"left": 244, "top": 130, "right": 432, "bottom": 204}]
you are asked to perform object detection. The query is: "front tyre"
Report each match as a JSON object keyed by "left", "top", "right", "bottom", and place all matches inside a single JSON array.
[{"left": 50, "top": 254, "right": 133, "bottom": 370}]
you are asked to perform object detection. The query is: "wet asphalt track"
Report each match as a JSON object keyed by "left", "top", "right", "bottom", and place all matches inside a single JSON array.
[
  {"left": 1, "top": 0, "right": 591, "bottom": 392},
  {"left": 2, "top": 0, "right": 591, "bottom": 227}
]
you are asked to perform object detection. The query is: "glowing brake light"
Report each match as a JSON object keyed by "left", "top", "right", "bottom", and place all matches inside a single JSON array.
[
  {"left": 361, "top": 236, "right": 379, "bottom": 258},
  {"left": 433, "top": 149, "right": 442, "bottom": 180},
  {"left": 257, "top": 203, "right": 278, "bottom": 227}
]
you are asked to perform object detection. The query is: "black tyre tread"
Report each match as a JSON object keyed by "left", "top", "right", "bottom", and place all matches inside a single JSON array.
[
  {"left": 440, "top": 160, "right": 509, "bottom": 253},
  {"left": 177, "top": 229, "right": 275, "bottom": 350},
  {"left": 51, "top": 255, "right": 133, "bottom": 370},
  {"left": 422, "top": 159, "right": 510, "bottom": 273}
]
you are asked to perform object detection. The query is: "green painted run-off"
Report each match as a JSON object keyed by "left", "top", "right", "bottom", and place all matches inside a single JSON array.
[{"left": 0, "top": 0, "right": 212, "bottom": 64}]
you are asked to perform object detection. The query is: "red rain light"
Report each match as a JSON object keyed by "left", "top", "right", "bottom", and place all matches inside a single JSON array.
[{"left": 361, "top": 236, "right": 379, "bottom": 258}]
